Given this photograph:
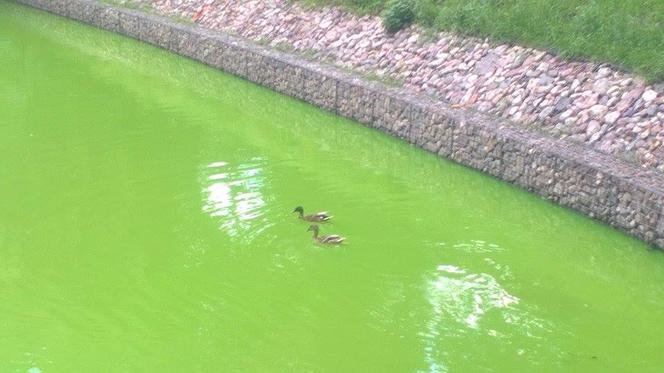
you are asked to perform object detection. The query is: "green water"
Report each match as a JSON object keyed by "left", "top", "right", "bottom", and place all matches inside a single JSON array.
[{"left": 2, "top": 2, "right": 664, "bottom": 372}]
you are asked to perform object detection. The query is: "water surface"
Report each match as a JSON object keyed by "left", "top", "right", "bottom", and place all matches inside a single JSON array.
[{"left": 2, "top": 2, "right": 664, "bottom": 372}]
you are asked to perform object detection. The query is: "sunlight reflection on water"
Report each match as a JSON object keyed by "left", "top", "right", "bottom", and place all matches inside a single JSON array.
[
  {"left": 430, "top": 264, "right": 519, "bottom": 330},
  {"left": 420, "top": 249, "right": 557, "bottom": 372},
  {"left": 202, "top": 158, "right": 272, "bottom": 242}
]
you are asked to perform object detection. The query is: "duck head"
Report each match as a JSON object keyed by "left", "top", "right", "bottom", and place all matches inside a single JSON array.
[{"left": 293, "top": 206, "right": 304, "bottom": 214}]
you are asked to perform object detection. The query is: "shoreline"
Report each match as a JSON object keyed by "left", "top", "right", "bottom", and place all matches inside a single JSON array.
[{"left": 14, "top": 0, "right": 664, "bottom": 250}]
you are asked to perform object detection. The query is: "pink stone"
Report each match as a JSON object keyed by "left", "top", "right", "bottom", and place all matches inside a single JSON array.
[
  {"left": 586, "top": 120, "right": 601, "bottom": 136},
  {"left": 576, "top": 93, "right": 599, "bottom": 110},
  {"left": 589, "top": 104, "right": 608, "bottom": 118},
  {"left": 642, "top": 89, "right": 658, "bottom": 102},
  {"left": 604, "top": 111, "right": 621, "bottom": 124}
]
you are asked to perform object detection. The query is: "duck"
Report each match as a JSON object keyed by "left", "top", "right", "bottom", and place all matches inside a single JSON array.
[
  {"left": 292, "top": 206, "right": 331, "bottom": 222},
  {"left": 307, "top": 224, "right": 345, "bottom": 245}
]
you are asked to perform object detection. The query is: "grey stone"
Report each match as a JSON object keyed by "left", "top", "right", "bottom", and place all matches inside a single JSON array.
[
  {"left": 118, "top": 10, "right": 141, "bottom": 40},
  {"left": 645, "top": 105, "right": 658, "bottom": 117},
  {"left": 538, "top": 106, "right": 555, "bottom": 120},
  {"left": 93, "top": 6, "right": 120, "bottom": 32},
  {"left": 476, "top": 52, "right": 497, "bottom": 75},
  {"left": 138, "top": 15, "right": 172, "bottom": 48},
  {"left": 554, "top": 97, "right": 571, "bottom": 113},
  {"left": 301, "top": 67, "right": 337, "bottom": 112},
  {"left": 336, "top": 79, "right": 376, "bottom": 125}
]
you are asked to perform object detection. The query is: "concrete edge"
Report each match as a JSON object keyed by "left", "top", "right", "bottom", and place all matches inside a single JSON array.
[{"left": 15, "top": 0, "right": 664, "bottom": 249}]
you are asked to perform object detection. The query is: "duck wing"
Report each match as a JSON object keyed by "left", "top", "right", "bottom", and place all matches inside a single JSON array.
[
  {"left": 305, "top": 212, "right": 332, "bottom": 221},
  {"left": 320, "top": 235, "right": 345, "bottom": 244},
  {"left": 313, "top": 212, "right": 332, "bottom": 220}
]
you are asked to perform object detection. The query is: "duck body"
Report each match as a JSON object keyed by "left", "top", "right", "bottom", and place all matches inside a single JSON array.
[
  {"left": 293, "top": 206, "right": 331, "bottom": 222},
  {"left": 308, "top": 224, "right": 345, "bottom": 245}
]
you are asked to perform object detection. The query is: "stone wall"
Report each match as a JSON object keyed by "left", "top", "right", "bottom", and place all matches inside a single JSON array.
[
  {"left": 15, "top": 0, "right": 664, "bottom": 250},
  {"left": 145, "top": 0, "right": 664, "bottom": 173}
]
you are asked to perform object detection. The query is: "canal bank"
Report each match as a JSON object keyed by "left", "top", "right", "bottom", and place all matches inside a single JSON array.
[{"left": 14, "top": 0, "right": 664, "bottom": 250}]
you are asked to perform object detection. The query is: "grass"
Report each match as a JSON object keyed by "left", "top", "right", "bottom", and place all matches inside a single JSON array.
[
  {"left": 298, "top": 0, "right": 664, "bottom": 83},
  {"left": 101, "top": 0, "right": 153, "bottom": 13},
  {"left": 364, "top": 71, "right": 404, "bottom": 87},
  {"left": 101, "top": 0, "right": 195, "bottom": 24}
]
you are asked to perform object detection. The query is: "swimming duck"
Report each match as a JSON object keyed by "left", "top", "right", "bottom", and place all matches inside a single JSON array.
[
  {"left": 307, "top": 224, "right": 345, "bottom": 245},
  {"left": 293, "top": 206, "right": 331, "bottom": 222}
]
